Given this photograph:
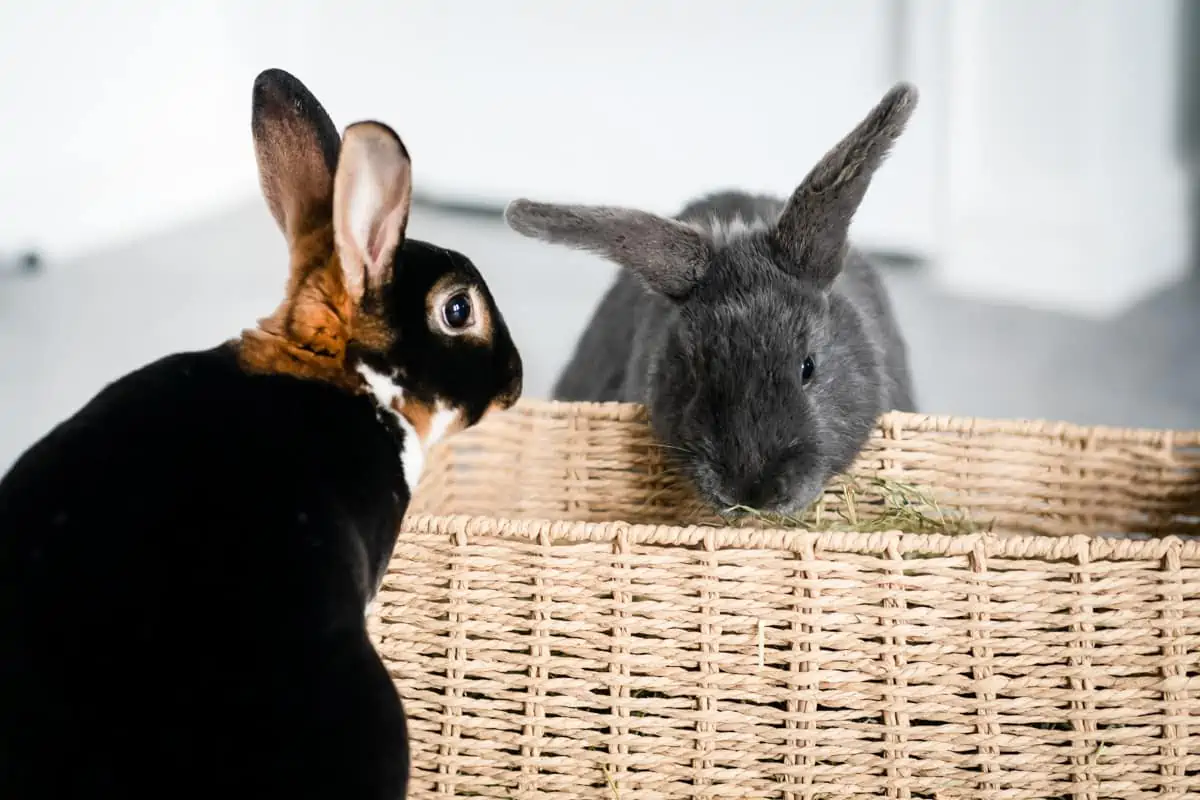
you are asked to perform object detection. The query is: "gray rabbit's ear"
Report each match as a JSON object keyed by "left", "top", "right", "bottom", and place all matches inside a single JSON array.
[
  {"left": 505, "top": 200, "right": 712, "bottom": 299},
  {"left": 774, "top": 82, "right": 918, "bottom": 286}
]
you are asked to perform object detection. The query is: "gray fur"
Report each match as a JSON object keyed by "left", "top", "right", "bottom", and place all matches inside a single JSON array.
[
  {"left": 505, "top": 201, "right": 711, "bottom": 298},
  {"left": 504, "top": 83, "right": 918, "bottom": 515},
  {"left": 777, "top": 82, "right": 917, "bottom": 285}
]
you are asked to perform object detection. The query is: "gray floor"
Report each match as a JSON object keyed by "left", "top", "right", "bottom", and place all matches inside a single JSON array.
[{"left": 2, "top": 199, "right": 1199, "bottom": 472}]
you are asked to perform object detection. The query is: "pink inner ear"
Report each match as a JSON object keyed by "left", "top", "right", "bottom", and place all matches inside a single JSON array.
[
  {"left": 368, "top": 216, "right": 387, "bottom": 265},
  {"left": 334, "top": 126, "right": 413, "bottom": 289},
  {"left": 367, "top": 201, "right": 408, "bottom": 269}
]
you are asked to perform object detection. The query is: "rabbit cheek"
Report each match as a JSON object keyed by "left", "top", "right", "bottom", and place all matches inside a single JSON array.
[
  {"left": 771, "top": 450, "right": 830, "bottom": 515},
  {"left": 425, "top": 277, "right": 524, "bottom": 423},
  {"left": 489, "top": 348, "right": 524, "bottom": 416},
  {"left": 779, "top": 479, "right": 827, "bottom": 517}
]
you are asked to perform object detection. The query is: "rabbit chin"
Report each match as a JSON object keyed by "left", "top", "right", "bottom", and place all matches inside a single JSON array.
[
  {"left": 725, "top": 482, "right": 828, "bottom": 519},
  {"left": 771, "top": 481, "right": 830, "bottom": 518},
  {"left": 688, "top": 463, "right": 829, "bottom": 519}
]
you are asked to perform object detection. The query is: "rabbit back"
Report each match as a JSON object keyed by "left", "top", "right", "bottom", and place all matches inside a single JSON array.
[
  {"left": 0, "top": 344, "right": 411, "bottom": 799},
  {"left": 835, "top": 248, "right": 916, "bottom": 412},
  {"left": 552, "top": 269, "right": 645, "bottom": 402}
]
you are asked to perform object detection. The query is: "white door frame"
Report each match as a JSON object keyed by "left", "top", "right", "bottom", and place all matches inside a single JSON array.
[{"left": 901, "top": 0, "right": 1189, "bottom": 319}]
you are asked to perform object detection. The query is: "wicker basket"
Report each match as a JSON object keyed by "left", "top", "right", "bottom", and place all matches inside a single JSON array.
[{"left": 371, "top": 400, "right": 1200, "bottom": 800}]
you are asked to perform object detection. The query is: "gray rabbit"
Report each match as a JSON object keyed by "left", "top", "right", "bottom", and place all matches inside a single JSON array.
[{"left": 505, "top": 83, "right": 918, "bottom": 515}]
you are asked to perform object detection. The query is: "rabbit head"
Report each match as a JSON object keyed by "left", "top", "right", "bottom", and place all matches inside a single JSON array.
[
  {"left": 505, "top": 83, "right": 916, "bottom": 515},
  {"left": 239, "top": 69, "right": 523, "bottom": 453}
]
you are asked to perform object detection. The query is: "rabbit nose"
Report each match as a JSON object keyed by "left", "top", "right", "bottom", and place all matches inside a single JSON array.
[{"left": 732, "top": 470, "right": 789, "bottom": 512}]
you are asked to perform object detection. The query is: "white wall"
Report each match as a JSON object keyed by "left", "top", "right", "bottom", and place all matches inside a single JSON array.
[
  {"left": 0, "top": 3, "right": 253, "bottom": 262},
  {"left": 911, "top": 0, "right": 1189, "bottom": 318},
  {"left": 0, "top": 1, "right": 1189, "bottom": 320},
  {"left": 0, "top": 1, "right": 935, "bottom": 263}
]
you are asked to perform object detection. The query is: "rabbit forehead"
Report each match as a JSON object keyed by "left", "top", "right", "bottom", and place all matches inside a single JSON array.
[{"left": 685, "top": 267, "right": 830, "bottom": 352}]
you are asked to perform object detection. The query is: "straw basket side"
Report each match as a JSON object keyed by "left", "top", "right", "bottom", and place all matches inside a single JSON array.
[
  {"left": 369, "top": 401, "right": 1200, "bottom": 799},
  {"left": 407, "top": 400, "right": 1200, "bottom": 538}
]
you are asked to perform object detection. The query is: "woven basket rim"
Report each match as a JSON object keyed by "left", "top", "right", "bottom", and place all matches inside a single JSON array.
[
  {"left": 401, "top": 513, "right": 1200, "bottom": 560},
  {"left": 507, "top": 398, "right": 1200, "bottom": 445}
]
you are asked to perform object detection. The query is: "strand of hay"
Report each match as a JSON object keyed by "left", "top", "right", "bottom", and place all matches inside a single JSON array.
[{"left": 713, "top": 475, "right": 985, "bottom": 535}]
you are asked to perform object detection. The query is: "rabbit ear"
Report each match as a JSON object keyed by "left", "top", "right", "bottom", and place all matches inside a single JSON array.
[
  {"left": 774, "top": 82, "right": 918, "bottom": 286},
  {"left": 332, "top": 121, "right": 413, "bottom": 302},
  {"left": 505, "top": 200, "right": 711, "bottom": 299},
  {"left": 251, "top": 69, "right": 341, "bottom": 248}
]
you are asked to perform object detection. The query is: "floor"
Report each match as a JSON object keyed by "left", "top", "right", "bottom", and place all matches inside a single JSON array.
[{"left": 2, "top": 199, "right": 1199, "bottom": 472}]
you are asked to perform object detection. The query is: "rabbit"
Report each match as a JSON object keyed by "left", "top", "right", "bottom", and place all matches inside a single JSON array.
[
  {"left": 0, "top": 68, "right": 522, "bottom": 800},
  {"left": 504, "top": 82, "right": 916, "bottom": 516}
]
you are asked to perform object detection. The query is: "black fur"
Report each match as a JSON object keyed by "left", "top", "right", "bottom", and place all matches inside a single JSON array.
[
  {"left": 356, "top": 237, "right": 523, "bottom": 429},
  {"left": 0, "top": 346, "right": 408, "bottom": 798},
  {"left": 506, "top": 84, "right": 918, "bottom": 515},
  {"left": 0, "top": 69, "right": 522, "bottom": 799},
  {"left": 252, "top": 67, "right": 341, "bottom": 178}
]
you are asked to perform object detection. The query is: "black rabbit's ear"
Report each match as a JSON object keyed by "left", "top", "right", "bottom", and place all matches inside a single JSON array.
[
  {"left": 332, "top": 121, "right": 413, "bottom": 303},
  {"left": 505, "top": 200, "right": 712, "bottom": 299},
  {"left": 251, "top": 68, "right": 341, "bottom": 248},
  {"left": 774, "top": 82, "right": 918, "bottom": 287}
]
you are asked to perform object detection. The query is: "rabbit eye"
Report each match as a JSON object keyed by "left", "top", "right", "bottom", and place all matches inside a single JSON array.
[
  {"left": 442, "top": 293, "right": 472, "bottom": 329},
  {"left": 801, "top": 355, "right": 815, "bottom": 384}
]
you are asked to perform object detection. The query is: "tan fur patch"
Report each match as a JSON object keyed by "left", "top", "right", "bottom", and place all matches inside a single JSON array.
[
  {"left": 236, "top": 224, "right": 393, "bottom": 386},
  {"left": 392, "top": 394, "right": 467, "bottom": 448},
  {"left": 393, "top": 394, "right": 432, "bottom": 441}
]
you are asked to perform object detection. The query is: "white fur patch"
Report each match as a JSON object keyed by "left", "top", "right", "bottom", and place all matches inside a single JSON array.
[
  {"left": 703, "top": 213, "right": 771, "bottom": 246},
  {"left": 426, "top": 404, "right": 458, "bottom": 447},
  {"left": 356, "top": 363, "right": 459, "bottom": 496}
]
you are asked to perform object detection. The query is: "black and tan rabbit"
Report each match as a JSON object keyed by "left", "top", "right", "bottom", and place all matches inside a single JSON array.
[
  {"left": 506, "top": 83, "right": 916, "bottom": 516},
  {"left": 0, "top": 69, "right": 522, "bottom": 799}
]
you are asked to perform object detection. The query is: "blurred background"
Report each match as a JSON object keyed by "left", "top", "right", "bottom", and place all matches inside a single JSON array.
[{"left": 0, "top": 0, "right": 1195, "bottom": 471}]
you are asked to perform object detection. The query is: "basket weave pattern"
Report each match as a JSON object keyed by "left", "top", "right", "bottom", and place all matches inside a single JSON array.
[
  {"left": 405, "top": 402, "right": 1200, "bottom": 538},
  {"left": 371, "top": 401, "right": 1200, "bottom": 799}
]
